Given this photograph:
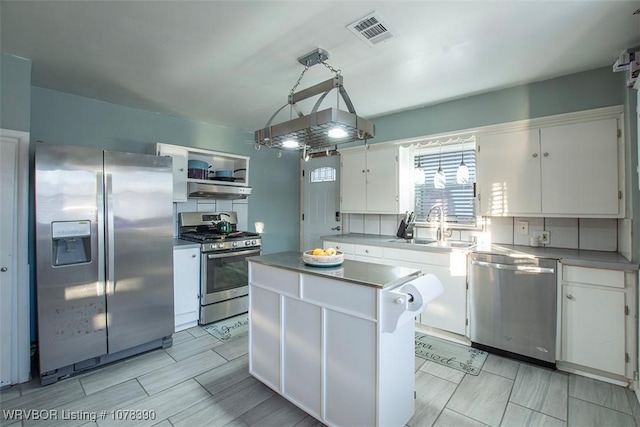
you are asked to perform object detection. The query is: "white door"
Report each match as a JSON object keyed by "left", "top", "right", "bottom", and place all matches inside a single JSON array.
[
  {"left": 0, "top": 130, "right": 30, "bottom": 386},
  {"left": 301, "top": 155, "right": 341, "bottom": 251},
  {"left": 0, "top": 137, "right": 17, "bottom": 386}
]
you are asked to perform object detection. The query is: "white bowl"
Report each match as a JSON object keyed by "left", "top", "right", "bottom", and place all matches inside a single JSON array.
[{"left": 302, "top": 250, "right": 344, "bottom": 267}]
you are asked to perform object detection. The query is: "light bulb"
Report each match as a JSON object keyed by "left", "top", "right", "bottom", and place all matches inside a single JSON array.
[
  {"left": 328, "top": 127, "right": 348, "bottom": 138},
  {"left": 413, "top": 168, "right": 425, "bottom": 185},
  {"left": 282, "top": 139, "right": 299, "bottom": 149}
]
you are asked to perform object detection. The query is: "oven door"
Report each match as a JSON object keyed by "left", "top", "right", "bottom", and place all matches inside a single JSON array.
[{"left": 201, "top": 248, "right": 261, "bottom": 305}]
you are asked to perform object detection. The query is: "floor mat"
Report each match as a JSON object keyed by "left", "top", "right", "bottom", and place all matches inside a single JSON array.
[
  {"left": 203, "top": 314, "right": 249, "bottom": 341},
  {"left": 415, "top": 332, "right": 487, "bottom": 375}
]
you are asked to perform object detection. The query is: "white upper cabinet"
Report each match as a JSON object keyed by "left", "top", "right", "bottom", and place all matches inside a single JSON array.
[
  {"left": 477, "top": 108, "right": 623, "bottom": 217},
  {"left": 477, "top": 128, "right": 541, "bottom": 216},
  {"left": 540, "top": 118, "right": 619, "bottom": 215},
  {"left": 340, "top": 145, "right": 414, "bottom": 214}
]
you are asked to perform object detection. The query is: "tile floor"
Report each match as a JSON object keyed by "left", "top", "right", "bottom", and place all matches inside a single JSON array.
[{"left": 1, "top": 326, "right": 640, "bottom": 427}]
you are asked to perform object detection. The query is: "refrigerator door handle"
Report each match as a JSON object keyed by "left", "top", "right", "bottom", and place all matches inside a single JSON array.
[
  {"left": 106, "top": 173, "right": 116, "bottom": 295},
  {"left": 97, "top": 171, "right": 106, "bottom": 287}
]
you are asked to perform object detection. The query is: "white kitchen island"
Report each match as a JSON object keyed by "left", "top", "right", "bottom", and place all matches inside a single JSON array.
[{"left": 247, "top": 251, "right": 442, "bottom": 427}]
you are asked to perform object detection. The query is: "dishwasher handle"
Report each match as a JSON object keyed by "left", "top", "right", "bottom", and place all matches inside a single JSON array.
[{"left": 471, "top": 259, "right": 555, "bottom": 274}]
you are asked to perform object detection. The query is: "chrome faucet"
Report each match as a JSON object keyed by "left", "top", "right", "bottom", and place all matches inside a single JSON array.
[{"left": 427, "top": 204, "right": 451, "bottom": 242}]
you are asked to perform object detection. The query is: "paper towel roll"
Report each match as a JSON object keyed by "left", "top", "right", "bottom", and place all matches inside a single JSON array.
[
  {"left": 401, "top": 274, "right": 444, "bottom": 313},
  {"left": 382, "top": 274, "right": 444, "bottom": 333}
]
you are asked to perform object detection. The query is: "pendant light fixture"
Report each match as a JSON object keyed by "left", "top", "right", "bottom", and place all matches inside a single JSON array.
[
  {"left": 456, "top": 140, "right": 469, "bottom": 184},
  {"left": 433, "top": 143, "right": 446, "bottom": 189},
  {"left": 413, "top": 151, "right": 425, "bottom": 185}
]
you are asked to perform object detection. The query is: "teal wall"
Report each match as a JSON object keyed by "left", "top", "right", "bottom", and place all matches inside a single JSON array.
[
  {"left": 0, "top": 53, "right": 31, "bottom": 131},
  {"left": 30, "top": 86, "right": 301, "bottom": 255},
  {"left": 371, "top": 67, "right": 626, "bottom": 143}
]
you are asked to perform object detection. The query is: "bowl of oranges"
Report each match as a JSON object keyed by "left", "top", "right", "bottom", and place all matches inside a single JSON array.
[{"left": 302, "top": 247, "right": 344, "bottom": 267}]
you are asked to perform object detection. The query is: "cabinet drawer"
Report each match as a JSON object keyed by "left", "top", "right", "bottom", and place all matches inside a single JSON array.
[
  {"left": 301, "top": 274, "right": 376, "bottom": 319},
  {"left": 354, "top": 244, "right": 384, "bottom": 258},
  {"left": 250, "top": 263, "right": 299, "bottom": 296},
  {"left": 324, "top": 241, "right": 354, "bottom": 255},
  {"left": 563, "top": 265, "right": 624, "bottom": 289},
  {"left": 384, "top": 248, "right": 450, "bottom": 267}
]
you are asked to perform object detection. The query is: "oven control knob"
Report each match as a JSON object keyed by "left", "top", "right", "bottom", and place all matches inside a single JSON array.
[
  {"left": 251, "top": 240, "right": 257, "bottom": 245},
  {"left": 232, "top": 242, "right": 238, "bottom": 247},
  {"left": 217, "top": 243, "right": 224, "bottom": 249}
]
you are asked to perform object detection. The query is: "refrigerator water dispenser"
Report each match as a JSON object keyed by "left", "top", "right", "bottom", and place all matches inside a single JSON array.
[{"left": 51, "top": 221, "right": 91, "bottom": 266}]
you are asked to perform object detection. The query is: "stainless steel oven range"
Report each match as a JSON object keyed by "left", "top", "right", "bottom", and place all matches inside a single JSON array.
[{"left": 178, "top": 211, "right": 261, "bottom": 325}]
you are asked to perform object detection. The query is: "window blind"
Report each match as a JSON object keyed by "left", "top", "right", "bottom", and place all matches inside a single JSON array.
[{"left": 414, "top": 147, "right": 476, "bottom": 224}]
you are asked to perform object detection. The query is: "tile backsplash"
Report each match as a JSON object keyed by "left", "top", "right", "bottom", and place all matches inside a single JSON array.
[{"left": 343, "top": 213, "right": 630, "bottom": 256}]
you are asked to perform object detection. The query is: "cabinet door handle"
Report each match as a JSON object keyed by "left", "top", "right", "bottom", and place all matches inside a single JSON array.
[
  {"left": 179, "top": 168, "right": 184, "bottom": 171},
  {"left": 191, "top": 254, "right": 196, "bottom": 258},
  {"left": 365, "top": 249, "right": 369, "bottom": 253},
  {"left": 543, "top": 152, "right": 549, "bottom": 157},
  {"left": 362, "top": 169, "right": 366, "bottom": 173},
  {"left": 567, "top": 294, "right": 574, "bottom": 300},
  {"left": 532, "top": 153, "right": 538, "bottom": 158}
]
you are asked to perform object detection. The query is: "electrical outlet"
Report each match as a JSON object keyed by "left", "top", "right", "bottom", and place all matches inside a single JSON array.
[
  {"left": 517, "top": 220, "right": 529, "bottom": 235},
  {"left": 540, "top": 231, "right": 550, "bottom": 244}
]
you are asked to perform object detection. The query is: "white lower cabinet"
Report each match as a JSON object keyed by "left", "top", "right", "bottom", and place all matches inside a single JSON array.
[
  {"left": 560, "top": 265, "right": 635, "bottom": 379},
  {"left": 384, "top": 248, "right": 467, "bottom": 336},
  {"left": 173, "top": 246, "right": 200, "bottom": 332}
]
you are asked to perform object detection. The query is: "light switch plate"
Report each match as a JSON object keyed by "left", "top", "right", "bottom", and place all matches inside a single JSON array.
[{"left": 517, "top": 220, "right": 529, "bottom": 235}]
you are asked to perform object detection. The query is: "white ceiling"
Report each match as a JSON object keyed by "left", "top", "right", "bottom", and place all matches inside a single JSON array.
[{"left": 2, "top": 1, "right": 639, "bottom": 135}]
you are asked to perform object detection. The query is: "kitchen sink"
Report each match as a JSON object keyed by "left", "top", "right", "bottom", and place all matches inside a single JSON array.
[
  {"left": 387, "top": 238, "right": 476, "bottom": 249},
  {"left": 387, "top": 238, "right": 436, "bottom": 245},
  {"left": 427, "top": 240, "right": 476, "bottom": 249}
]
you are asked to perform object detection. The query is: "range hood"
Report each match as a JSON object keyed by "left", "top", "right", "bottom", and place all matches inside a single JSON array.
[{"left": 187, "top": 182, "right": 252, "bottom": 200}]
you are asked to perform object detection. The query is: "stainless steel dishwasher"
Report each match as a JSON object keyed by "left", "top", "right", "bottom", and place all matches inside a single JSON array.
[{"left": 469, "top": 253, "right": 557, "bottom": 369}]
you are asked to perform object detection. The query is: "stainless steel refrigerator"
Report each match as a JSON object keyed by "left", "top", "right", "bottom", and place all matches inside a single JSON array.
[{"left": 35, "top": 143, "right": 174, "bottom": 385}]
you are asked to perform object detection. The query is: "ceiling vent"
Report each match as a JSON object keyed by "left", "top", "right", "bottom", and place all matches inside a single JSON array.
[{"left": 347, "top": 12, "right": 396, "bottom": 47}]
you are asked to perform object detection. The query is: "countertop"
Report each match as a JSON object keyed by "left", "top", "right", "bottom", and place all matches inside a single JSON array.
[
  {"left": 173, "top": 238, "right": 201, "bottom": 249},
  {"left": 247, "top": 251, "right": 422, "bottom": 289},
  {"left": 322, "top": 233, "right": 638, "bottom": 272}
]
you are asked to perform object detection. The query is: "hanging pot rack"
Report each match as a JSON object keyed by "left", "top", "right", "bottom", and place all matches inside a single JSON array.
[{"left": 254, "top": 48, "right": 375, "bottom": 153}]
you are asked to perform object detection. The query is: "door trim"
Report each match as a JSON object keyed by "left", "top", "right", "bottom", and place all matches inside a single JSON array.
[{"left": 1, "top": 129, "right": 30, "bottom": 384}]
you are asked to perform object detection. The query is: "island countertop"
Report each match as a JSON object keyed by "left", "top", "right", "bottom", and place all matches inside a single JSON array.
[{"left": 247, "top": 251, "right": 422, "bottom": 289}]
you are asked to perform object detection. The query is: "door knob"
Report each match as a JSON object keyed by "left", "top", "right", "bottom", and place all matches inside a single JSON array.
[
  {"left": 0, "top": 267, "right": 7, "bottom": 272},
  {"left": 331, "top": 226, "right": 341, "bottom": 231}
]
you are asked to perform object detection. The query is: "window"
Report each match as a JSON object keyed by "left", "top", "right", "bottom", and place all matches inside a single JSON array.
[
  {"left": 309, "top": 166, "right": 336, "bottom": 183},
  {"left": 414, "top": 144, "right": 476, "bottom": 225}
]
